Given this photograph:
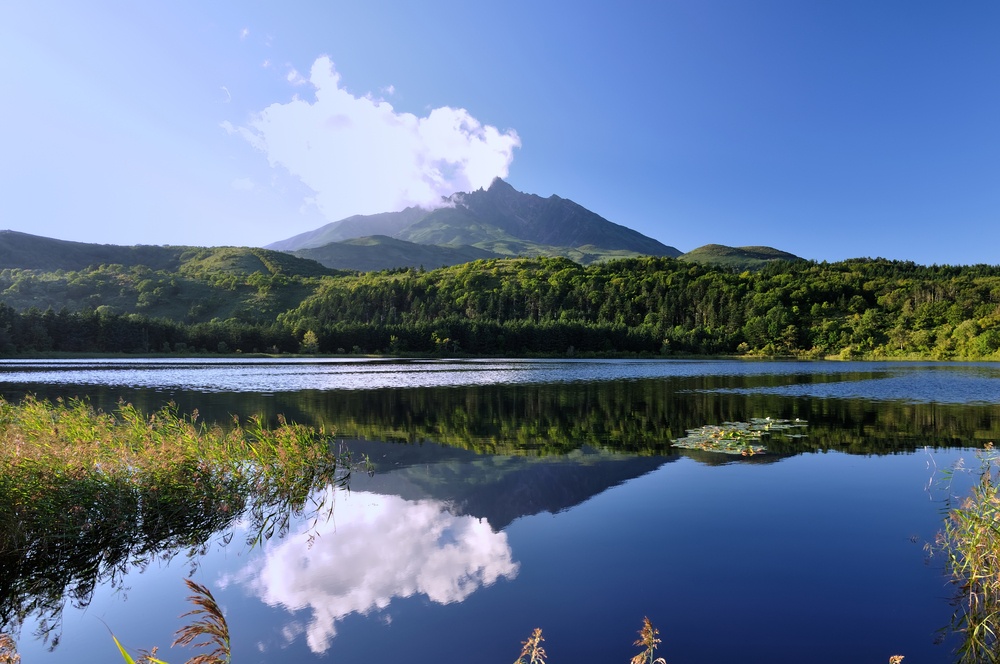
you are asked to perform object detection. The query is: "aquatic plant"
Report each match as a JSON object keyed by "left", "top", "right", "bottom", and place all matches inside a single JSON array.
[
  {"left": 934, "top": 442, "right": 1000, "bottom": 662},
  {"left": 512, "top": 619, "right": 667, "bottom": 664},
  {"left": 171, "top": 579, "right": 231, "bottom": 664},
  {"left": 670, "top": 417, "right": 807, "bottom": 455},
  {"left": 0, "top": 396, "right": 368, "bottom": 646},
  {"left": 110, "top": 579, "right": 229, "bottom": 664},
  {"left": 0, "top": 634, "right": 19, "bottom": 664},
  {"left": 511, "top": 620, "right": 904, "bottom": 663},
  {"left": 513, "top": 627, "right": 546, "bottom": 664},
  {"left": 630, "top": 617, "right": 666, "bottom": 664}
]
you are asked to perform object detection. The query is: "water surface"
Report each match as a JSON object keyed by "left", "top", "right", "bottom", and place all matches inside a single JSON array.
[{"left": 3, "top": 358, "right": 998, "bottom": 663}]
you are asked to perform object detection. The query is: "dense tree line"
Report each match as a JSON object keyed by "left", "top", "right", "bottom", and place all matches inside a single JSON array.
[
  {"left": 2, "top": 255, "right": 1000, "bottom": 358},
  {"left": 279, "top": 256, "right": 1000, "bottom": 358},
  {"left": 0, "top": 304, "right": 297, "bottom": 355}
]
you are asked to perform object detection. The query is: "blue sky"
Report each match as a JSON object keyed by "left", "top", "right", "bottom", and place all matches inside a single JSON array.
[{"left": 2, "top": 1, "right": 998, "bottom": 265}]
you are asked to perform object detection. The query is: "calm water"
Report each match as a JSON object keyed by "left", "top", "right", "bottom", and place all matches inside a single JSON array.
[{"left": 4, "top": 358, "right": 1000, "bottom": 663}]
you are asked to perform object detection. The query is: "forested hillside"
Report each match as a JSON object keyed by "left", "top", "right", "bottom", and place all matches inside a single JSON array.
[
  {"left": 1, "top": 254, "right": 999, "bottom": 359},
  {"left": 275, "top": 256, "right": 1000, "bottom": 358}
]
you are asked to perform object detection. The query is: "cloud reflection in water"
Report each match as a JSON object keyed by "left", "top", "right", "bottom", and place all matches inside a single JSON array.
[{"left": 227, "top": 491, "right": 519, "bottom": 653}]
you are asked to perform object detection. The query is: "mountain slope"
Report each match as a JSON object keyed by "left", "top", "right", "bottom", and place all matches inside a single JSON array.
[
  {"left": 0, "top": 231, "right": 342, "bottom": 324},
  {"left": 0, "top": 230, "right": 340, "bottom": 278},
  {"left": 291, "top": 236, "right": 503, "bottom": 272},
  {"left": 680, "top": 244, "right": 800, "bottom": 269},
  {"left": 440, "top": 178, "right": 676, "bottom": 255},
  {"left": 265, "top": 179, "right": 682, "bottom": 267},
  {"left": 266, "top": 207, "right": 429, "bottom": 251},
  {"left": 0, "top": 230, "right": 183, "bottom": 272}
]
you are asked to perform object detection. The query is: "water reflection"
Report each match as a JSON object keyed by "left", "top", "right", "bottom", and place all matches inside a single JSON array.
[
  {"left": 2, "top": 359, "right": 999, "bottom": 663},
  {"left": 2, "top": 361, "right": 1000, "bottom": 458},
  {"left": 348, "top": 442, "right": 669, "bottom": 529},
  {"left": 223, "top": 490, "right": 518, "bottom": 654},
  {"left": 708, "top": 371, "right": 1000, "bottom": 404},
  {"left": 0, "top": 467, "right": 243, "bottom": 645},
  {"left": 0, "top": 357, "right": 951, "bottom": 393}
]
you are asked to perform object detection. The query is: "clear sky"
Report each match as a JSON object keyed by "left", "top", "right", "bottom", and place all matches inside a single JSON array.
[{"left": 2, "top": 1, "right": 999, "bottom": 265}]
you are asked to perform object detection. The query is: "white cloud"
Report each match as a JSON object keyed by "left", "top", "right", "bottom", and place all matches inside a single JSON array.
[
  {"left": 286, "top": 67, "right": 308, "bottom": 86},
  {"left": 226, "top": 490, "right": 518, "bottom": 654},
  {"left": 240, "top": 27, "right": 249, "bottom": 40},
  {"left": 232, "top": 56, "right": 520, "bottom": 221}
]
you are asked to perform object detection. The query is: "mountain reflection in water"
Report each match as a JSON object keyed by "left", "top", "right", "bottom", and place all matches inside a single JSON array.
[{"left": 2, "top": 359, "right": 999, "bottom": 663}]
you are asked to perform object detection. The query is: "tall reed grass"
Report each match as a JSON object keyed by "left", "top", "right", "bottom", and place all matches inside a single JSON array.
[
  {"left": 511, "top": 618, "right": 666, "bottom": 664},
  {"left": 934, "top": 442, "right": 1000, "bottom": 662},
  {"left": 110, "top": 578, "right": 232, "bottom": 664},
  {"left": 0, "top": 396, "right": 367, "bottom": 646},
  {"left": 0, "top": 633, "right": 19, "bottom": 664},
  {"left": 511, "top": 621, "right": 904, "bottom": 663}
]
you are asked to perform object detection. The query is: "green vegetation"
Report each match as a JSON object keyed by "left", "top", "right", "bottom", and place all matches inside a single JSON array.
[
  {"left": 670, "top": 418, "right": 807, "bottom": 455},
  {"left": 20, "top": 374, "right": 998, "bottom": 460},
  {"left": 276, "top": 256, "right": 1000, "bottom": 358},
  {"left": 0, "top": 397, "right": 367, "bottom": 645},
  {"left": 0, "top": 230, "right": 182, "bottom": 272},
  {"left": 292, "top": 234, "right": 502, "bottom": 271},
  {"left": 935, "top": 443, "right": 1000, "bottom": 663},
  {"left": 4, "top": 237, "right": 1000, "bottom": 359},
  {"left": 679, "top": 243, "right": 800, "bottom": 269},
  {"left": 0, "top": 245, "right": 334, "bottom": 325}
]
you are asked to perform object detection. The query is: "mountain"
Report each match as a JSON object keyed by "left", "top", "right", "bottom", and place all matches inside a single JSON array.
[
  {"left": 290, "top": 236, "right": 503, "bottom": 272},
  {"left": 0, "top": 231, "right": 341, "bottom": 324},
  {"left": 267, "top": 178, "right": 682, "bottom": 270},
  {"left": 0, "top": 230, "right": 183, "bottom": 272},
  {"left": 679, "top": 244, "right": 800, "bottom": 269},
  {"left": 0, "top": 230, "right": 338, "bottom": 278},
  {"left": 266, "top": 207, "right": 430, "bottom": 251}
]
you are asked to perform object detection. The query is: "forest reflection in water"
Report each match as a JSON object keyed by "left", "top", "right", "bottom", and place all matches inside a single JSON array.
[
  {"left": 2, "top": 368, "right": 996, "bottom": 457},
  {"left": 1, "top": 359, "right": 999, "bottom": 663}
]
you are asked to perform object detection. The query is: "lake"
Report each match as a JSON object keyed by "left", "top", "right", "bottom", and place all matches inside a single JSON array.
[{"left": 3, "top": 358, "right": 1000, "bottom": 663}]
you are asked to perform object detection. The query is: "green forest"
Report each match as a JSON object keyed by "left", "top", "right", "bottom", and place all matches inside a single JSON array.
[{"left": 2, "top": 253, "right": 1000, "bottom": 359}]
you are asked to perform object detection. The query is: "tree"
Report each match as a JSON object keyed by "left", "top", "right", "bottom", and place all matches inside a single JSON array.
[{"left": 300, "top": 330, "right": 320, "bottom": 354}]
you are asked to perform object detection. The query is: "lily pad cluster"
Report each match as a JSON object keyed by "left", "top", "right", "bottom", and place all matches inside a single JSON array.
[{"left": 671, "top": 417, "right": 807, "bottom": 456}]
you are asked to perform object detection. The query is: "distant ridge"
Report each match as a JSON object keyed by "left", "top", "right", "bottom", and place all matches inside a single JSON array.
[
  {"left": 0, "top": 230, "right": 182, "bottom": 272},
  {"left": 266, "top": 178, "right": 682, "bottom": 270},
  {"left": 680, "top": 244, "right": 800, "bottom": 268},
  {"left": 0, "top": 229, "right": 336, "bottom": 277},
  {"left": 290, "top": 236, "right": 503, "bottom": 272}
]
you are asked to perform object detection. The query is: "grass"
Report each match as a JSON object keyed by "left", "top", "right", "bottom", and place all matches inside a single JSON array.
[
  {"left": 171, "top": 579, "right": 230, "bottom": 664},
  {"left": 509, "top": 620, "right": 904, "bottom": 663},
  {"left": 933, "top": 442, "right": 1000, "bottom": 662},
  {"left": 514, "top": 628, "right": 547, "bottom": 664},
  {"left": 510, "top": 618, "right": 671, "bottom": 664},
  {"left": 108, "top": 578, "right": 230, "bottom": 664},
  {"left": 0, "top": 634, "right": 19, "bottom": 664},
  {"left": 630, "top": 617, "right": 667, "bottom": 664},
  {"left": 0, "top": 396, "right": 368, "bottom": 646}
]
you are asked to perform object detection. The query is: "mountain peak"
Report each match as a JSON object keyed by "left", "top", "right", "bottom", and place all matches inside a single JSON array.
[
  {"left": 487, "top": 176, "right": 514, "bottom": 192},
  {"left": 267, "top": 180, "right": 682, "bottom": 268}
]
